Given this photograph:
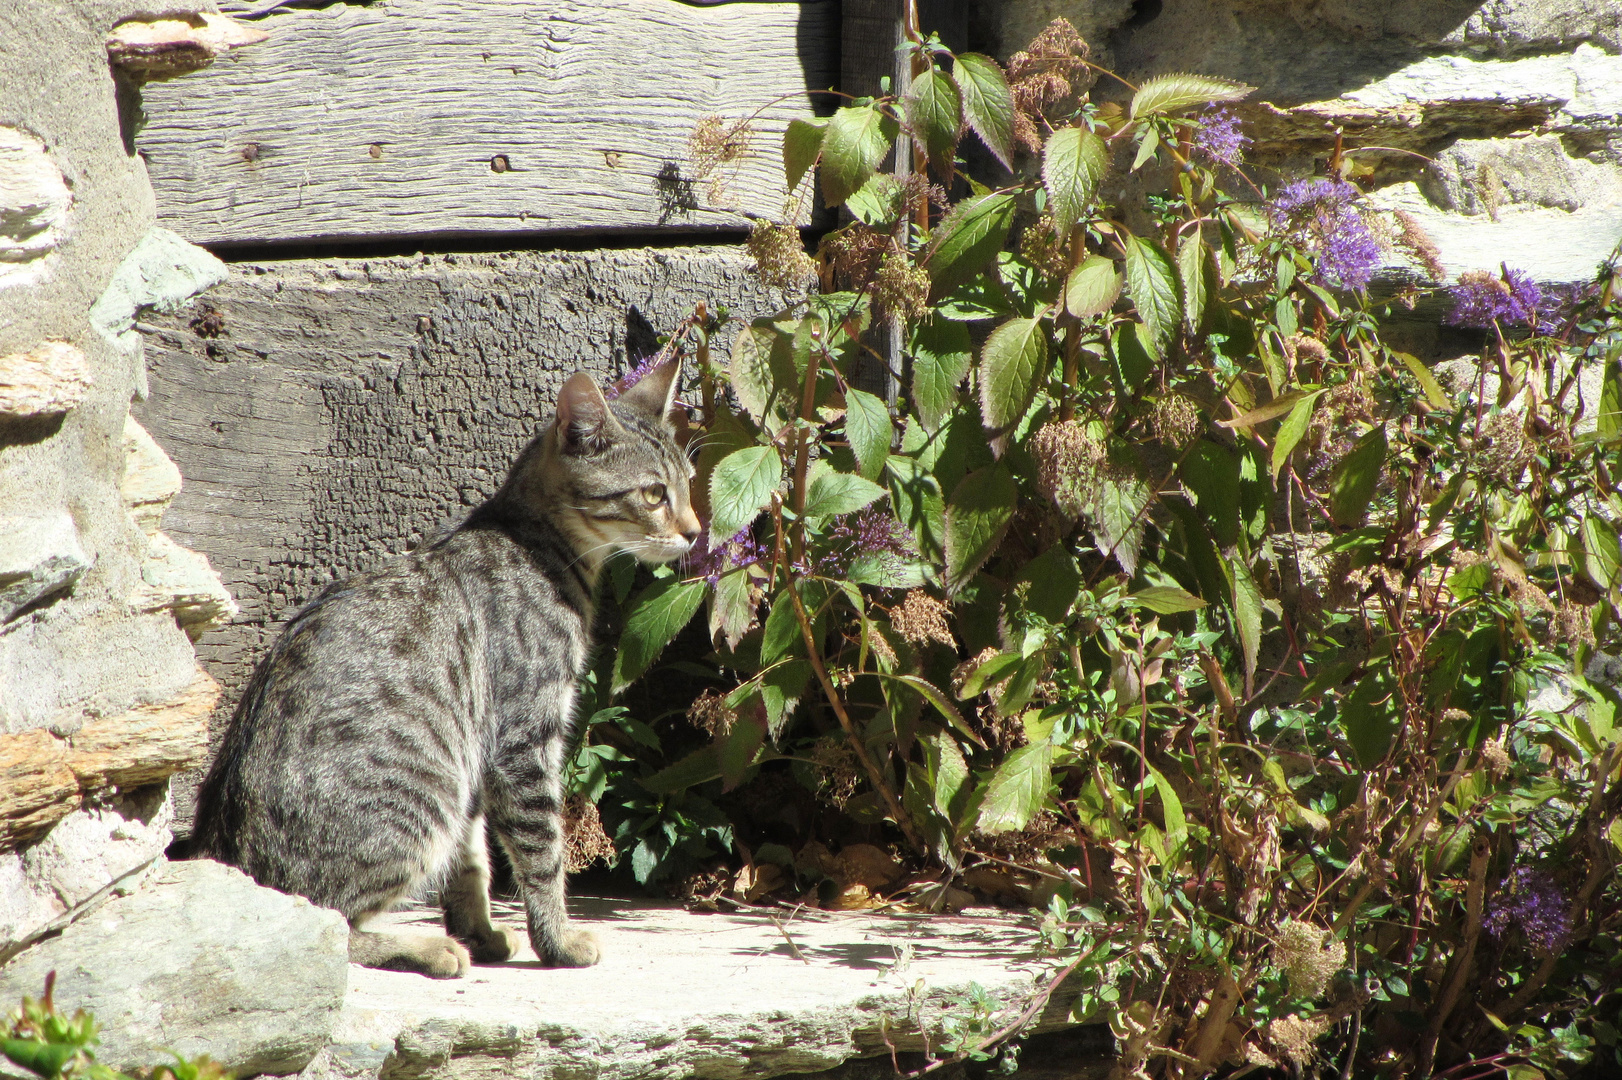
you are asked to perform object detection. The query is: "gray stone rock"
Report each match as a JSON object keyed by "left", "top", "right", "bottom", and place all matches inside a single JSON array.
[
  {"left": 0, "top": 859, "right": 347, "bottom": 1078},
  {"left": 132, "top": 532, "right": 238, "bottom": 641},
  {"left": 1441, "top": 0, "right": 1622, "bottom": 57},
  {"left": 122, "top": 417, "right": 183, "bottom": 536},
  {"left": 0, "top": 127, "right": 72, "bottom": 290},
  {"left": 321, "top": 896, "right": 1079, "bottom": 1080},
  {"left": 0, "top": 512, "right": 90, "bottom": 622},
  {"left": 0, "top": 342, "right": 93, "bottom": 419}
]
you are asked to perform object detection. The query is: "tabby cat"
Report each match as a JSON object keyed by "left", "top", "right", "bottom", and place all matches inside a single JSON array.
[{"left": 193, "top": 360, "right": 699, "bottom": 977}]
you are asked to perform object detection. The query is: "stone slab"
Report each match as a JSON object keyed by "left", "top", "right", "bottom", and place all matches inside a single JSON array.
[
  {"left": 322, "top": 896, "right": 1081, "bottom": 1080},
  {"left": 0, "top": 859, "right": 347, "bottom": 1077}
]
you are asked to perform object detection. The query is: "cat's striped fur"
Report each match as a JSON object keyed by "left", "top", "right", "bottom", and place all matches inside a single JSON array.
[{"left": 193, "top": 362, "right": 699, "bottom": 977}]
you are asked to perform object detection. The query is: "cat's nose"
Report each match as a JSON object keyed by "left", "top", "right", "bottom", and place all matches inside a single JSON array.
[
  {"left": 677, "top": 507, "right": 702, "bottom": 543},
  {"left": 679, "top": 522, "right": 701, "bottom": 544}
]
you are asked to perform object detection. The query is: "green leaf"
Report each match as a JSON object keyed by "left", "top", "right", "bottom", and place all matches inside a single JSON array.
[
  {"left": 709, "top": 565, "right": 757, "bottom": 650},
  {"left": 761, "top": 590, "right": 804, "bottom": 667},
  {"left": 1177, "top": 231, "right": 1211, "bottom": 335},
  {"left": 842, "top": 387, "right": 893, "bottom": 480},
  {"left": 1091, "top": 476, "right": 1151, "bottom": 576},
  {"left": 1144, "top": 763, "right": 1187, "bottom": 861},
  {"left": 910, "top": 318, "right": 973, "bottom": 431},
  {"left": 1129, "top": 72, "right": 1254, "bottom": 119},
  {"left": 1065, "top": 255, "right": 1122, "bottom": 318},
  {"left": 1327, "top": 424, "right": 1387, "bottom": 528},
  {"left": 1132, "top": 585, "right": 1207, "bottom": 614},
  {"left": 944, "top": 464, "right": 1016, "bottom": 594},
  {"left": 1221, "top": 389, "right": 1320, "bottom": 432},
  {"left": 845, "top": 173, "right": 905, "bottom": 227},
  {"left": 1042, "top": 127, "right": 1107, "bottom": 237},
  {"left": 1, "top": 1041, "right": 77, "bottom": 1080},
  {"left": 612, "top": 577, "right": 707, "bottom": 693},
  {"left": 761, "top": 659, "right": 812, "bottom": 737},
  {"left": 820, "top": 104, "right": 899, "bottom": 208},
  {"left": 1341, "top": 668, "right": 1399, "bottom": 766},
  {"left": 934, "top": 276, "right": 1014, "bottom": 321},
  {"left": 878, "top": 672, "right": 985, "bottom": 748},
  {"left": 1583, "top": 513, "right": 1622, "bottom": 589},
  {"left": 729, "top": 320, "right": 792, "bottom": 427},
  {"left": 804, "top": 470, "right": 887, "bottom": 521},
  {"left": 783, "top": 116, "right": 828, "bottom": 193},
  {"left": 921, "top": 731, "right": 971, "bottom": 821},
  {"left": 1124, "top": 234, "right": 1181, "bottom": 359},
  {"left": 1271, "top": 390, "right": 1324, "bottom": 481},
  {"left": 1228, "top": 553, "right": 1263, "bottom": 696},
  {"left": 904, "top": 67, "right": 962, "bottom": 174},
  {"left": 976, "top": 741, "right": 1054, "bottom": 834},
  {"left": 1013, "top": 545, "right": 1082, "bottom": 624},
  {"left": 953, "top": 53, "right": 1015, "bottom": 170},
  {"left": 709, "top": 445, "right": 782, "bottom": 543},
  {"left": 1600, "top": 356, "right": 1622, "bottom": 440},
  {"left": 718, "top": 714, "right": 767, "bottom": 792},
  {"left": 926, "top": 191, "right": 1018, "bottom": 297},
  {"left": 1181, "top": 439, "right": 1241, "bottom": 549},
  {"left": 641, "top": 745, "right": 721, "bottom": 794},
  {"left": 978, "top": 316, "right": 1048, "bottom": 434},
  {"left": 1396, "top": 351, "right": 1450, "bottom": 411}
]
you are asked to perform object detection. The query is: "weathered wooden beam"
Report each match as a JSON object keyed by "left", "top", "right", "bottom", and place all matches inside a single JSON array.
[
  {"left": 136, "top": 0, "right": 838, "bottom": 247},
  {"left": 0, "top": 669, "right": 217, "bottom": 850}
]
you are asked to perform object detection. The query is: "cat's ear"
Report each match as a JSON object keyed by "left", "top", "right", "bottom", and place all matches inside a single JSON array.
[
  {"left": 555, "top": 372, "right": 619, "bottom": 454},
  {"left": 616, "top": 358, "right": 683, "bottom": 425}
]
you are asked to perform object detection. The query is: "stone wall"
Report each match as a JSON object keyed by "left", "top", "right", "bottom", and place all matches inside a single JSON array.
[{"left": 0, "top": 0, "right": 249, "bottom": 957}]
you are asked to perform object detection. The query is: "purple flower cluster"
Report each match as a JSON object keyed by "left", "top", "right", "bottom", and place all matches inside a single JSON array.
[
  {"left": 816, "top": 507, "right": 916, "bottom": 579},
  {"left": 1445, "top": 267, "right": 1543, "bottom": 329},
  {"left": 1268, "top": 177, "right": 1383, "bottom": 291},
  {"left": 1193, "top": 108, "right": 1248, "bottom": 167},
  {"left": 1484, "top": 867, "right": 1572, "bottom": 954},
  {"left": 684, "top": 527, "right": 767, "bottom": 586},
  {"left": 605, "top": 351, "right": 666, "bottom": 400}
]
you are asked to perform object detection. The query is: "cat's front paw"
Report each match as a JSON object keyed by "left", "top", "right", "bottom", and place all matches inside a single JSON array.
[
  {"left": 539, "top": 928, "right": 600, "bottom": 968},
  {"left": 465, "top": 924, "right": 524, "bottom": 964}
]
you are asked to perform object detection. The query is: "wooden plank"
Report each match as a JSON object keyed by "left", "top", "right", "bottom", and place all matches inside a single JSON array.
[
  {"left": 130, "top": 245, "right": 804, "bottom": 834},
  {"left": 137, "top": 0, "right": 838, "bottom": 247}
]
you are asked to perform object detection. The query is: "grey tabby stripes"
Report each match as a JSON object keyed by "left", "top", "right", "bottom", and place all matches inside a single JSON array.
[{"left": 193, "top": 362, "right": 700, "bottom": 978}]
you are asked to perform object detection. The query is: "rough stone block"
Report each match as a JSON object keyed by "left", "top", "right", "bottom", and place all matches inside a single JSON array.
[
  {"left": 133, "top": 532, "right": 238, "bottom": 640},
  {"left": 0, "top": 127, "right": 71, "bottom": 290},
  {"left": 122, "top": 416, "right": 184, "bottom": 535},
  {"left": 0, "top": 512, "right": 90, "bottom": 623},
  {"left": 0, "top": 859, "right": 348, "bottom": 1077},
  {"left": 0, "top": 342, "right": 93, "bottom": 419}
]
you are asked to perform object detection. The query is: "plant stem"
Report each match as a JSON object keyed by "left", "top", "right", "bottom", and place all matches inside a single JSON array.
[{"left": 790, "top": 334, "right": 823, "bottom": 567}]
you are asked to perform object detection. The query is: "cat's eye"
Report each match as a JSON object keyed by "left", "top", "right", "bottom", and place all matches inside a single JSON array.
[{"left": 641, "top": 484, "right": 667, "bottom": 507}]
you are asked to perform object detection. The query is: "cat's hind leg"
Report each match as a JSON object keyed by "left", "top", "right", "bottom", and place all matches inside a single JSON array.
[{"left": 441, "top": 814, "right": 524, "bottom": 963}]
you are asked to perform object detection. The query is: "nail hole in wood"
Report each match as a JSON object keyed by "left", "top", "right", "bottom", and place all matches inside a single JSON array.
[
  {"left": 240, "top": 142, "right": 260, "bottom": 162},
  {"left": 368, "top": 143, "right": 382, "bottom": 159},
  {"left": 490, "top": 154, "right": 509, "bottom": 173}
]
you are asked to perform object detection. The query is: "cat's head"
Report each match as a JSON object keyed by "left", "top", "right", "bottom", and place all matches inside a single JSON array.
[{"left": 546, "top": 360, "right": 701, "bottom": 566}]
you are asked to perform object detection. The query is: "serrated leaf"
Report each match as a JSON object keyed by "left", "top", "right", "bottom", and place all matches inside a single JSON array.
[
  {"left": 641, "top": 744, "right": 721, "bottom": 794},
  {"left": 954, "top": 53, "right": 1014, "bottom": 170},
  {"left": 926, "top": 191, "right": 1017, "bottom": 297},
  {"left": 1228, "top": 552, "right": 1263, "bottom": 697},
  {"left": 710, "top": 565, "right": 757, "bottom": 650},
  {"left": 1600, "top": 356, "right": 1622, "bottom": 439},
  {"left": 1091, "top": 476, "right": 1151, "bottom": 576},
  {"left": 820, "top": 104, "right": 899, "bottom": 208},
  {"left": 1043, "top": 126, "right": 1107, "bottom": 237},
  {"left": 904, "top": 67, "right": 962, "bottom": 174},
  {"left": 709, "top": 445, "right": 782, "bottom": 543},
  {"left": 1327, "top": 424, "right": 1387, "bottom": 528},
  {"left": 1124, "top": 234, "right": 1181, "bottom": 359},
  {"left": 718, "top": 712, "right": 767, "bottom": 791},
  {"left": 761, "top": 659, "right": 812, "bottom": 738},
  {"left": 1130, "top": 72, "right": 1254, "bottom": 119},
  {"left": 846, "top": 173, "right": 905, "bottom": 227},
  {"left": 783, "top": 116, "right": 828, "bottom": 193},
  {"left": 1132, "top": 585, "right": 1207, "bottom": 613},
  {"left": 761, "top": 591, "right": 803, "bottom": 667},
  {"left": 1341, "top": 668, "right": 1399, "bottom": 766},
  {"left": 612, "top": 577, "right": 707, "bottom": 693},
  {"left": 1065, "top": 255, "right": 1122, "bottom": 318},
  {"left": 803, "top": 470, "right": 887, "bottom": 520},
  {"left": 921, "top": 731, "right": 971, "bottom": 820},
  {"left": 935, "top": 276, "right": 1014, "bottom": 321},
  {"left": 1271, "top": 389, "right": 1324, "bottom": 481},
  {"left": 1144, "top": 763, "right": 1187, "bottom": 861},
  {"left": 1177, "top": 231, "right": 1210, "bottom": 334},
  {"left": 944, "top": 463, "right": 1016, "bottom": 594},
  {"left": 877, "top": 672, "right": 986, "bottom": 748},
  {"left": 1583, "top": 513, "right": 1621, "bottom": 589},
  {"left": 976, "top": 741, "right": 1053, "bottom": 834},
  {"left": 978, "top": 316, "right": 1048, "bottom": 434},
  {"left": 843, "top": 387, "right": 892, "bottom": 480},
  {"left": 910, "top": 318, "right": 973, "bottom": 431},
  {"left": 1220, "top": 388, "right": 1317, "bottom": 431}
]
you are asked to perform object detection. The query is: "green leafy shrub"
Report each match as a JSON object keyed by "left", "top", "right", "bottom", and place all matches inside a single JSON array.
[
  {"left": 2, "top": 973, "right": 228, "bottom": 1080},
  {"left": 578, "top": 16, "right": 1622, "bottom": 1079}
]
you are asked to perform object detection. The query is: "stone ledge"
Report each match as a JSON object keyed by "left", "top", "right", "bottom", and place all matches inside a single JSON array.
[{"left": 312, "top": 896, "right": 1089, "bottom": 1080}]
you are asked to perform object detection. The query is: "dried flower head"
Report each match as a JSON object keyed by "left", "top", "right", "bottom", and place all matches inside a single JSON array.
[
  {"left": 1266, "top": 1014, "right": 1333, "bottom": 1070},
  {"left": 952, "top": 647, "right": 1001, "bottom": 697},
  {"left": 1006, "top": 19, "right": 1093, "bottom": 155},
  {"left": 820, "top": 225, "right": 890, "bottom": 286},
  {"left": 688, "top": 115, "right": 751, "bottom": 176},
  {"left": 745, "top": 219, "right": 815, "bottom": 290},
  {"left": 1029, "top": 419, "right": 1103, "bottom": 518},
  {"left": 1485, "top": 867, "right": 1572, "bottom": 954},
  {"left": 687, "top": 689, "right": 737, "bottom": 736},
  {"left": 1269, "top": 178, "right": 1383, "bottom": 291},
  {"left": 889, "top": 589, "right": 955, "bottom": 648},
  {"left": 563, "top": 794, "right": 617, "bottom": 873},
  {"left": 809, "top": 738, "right": 861, "bottom": 808},
  {"left": 1479, "top": 734, "right": 1511, "bottom": 775},
  {"left": 902, "top": 173, "right": 950, "bottom": 216},
  {"left": 1475, "top": 410, "right": 1532, "bottom": 485},
  {"left": 1446, "top": 267, "right": 1542, "bottom": 329},
  {"left": 866, "top": 624, "right": 898, "bottom": 669},
  {"left": 873, "top": 251, "right": 931, "bottom": 324},
  {"left": 1286, "top": 333, "right": 1329, "bottom": 367},
  {"left": 1392, "top": 209, "right": 1445, "bottom": 281},
  {"left": 1018, "top": 214, "right": 1073, "bottom": 279},
  {"left": 1149, "top": 393, "right": 1202, "bottom": 449},
  {"left": 1554, "top": 601, "right": 1596, "bottom": 649},
  {"left": 1274, "top": 919, "right": 1346, "bottom": 1000},
  {"left": 1192, "top": 108, "right": 1248, "bottom": 167}
]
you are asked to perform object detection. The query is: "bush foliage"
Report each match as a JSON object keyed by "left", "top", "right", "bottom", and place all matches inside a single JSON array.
[{"left": 571, "top": 17, "right": 1622, "bottom": 1080}]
